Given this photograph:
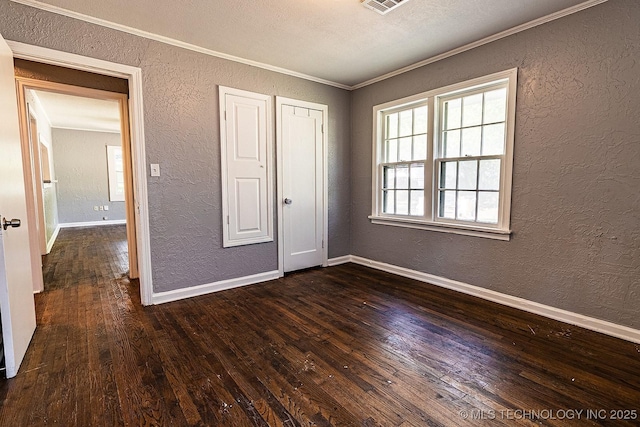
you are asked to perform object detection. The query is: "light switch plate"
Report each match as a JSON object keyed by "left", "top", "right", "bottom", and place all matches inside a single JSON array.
[{"left": 150, "top": 163, "right": 160, "bottom": 177}]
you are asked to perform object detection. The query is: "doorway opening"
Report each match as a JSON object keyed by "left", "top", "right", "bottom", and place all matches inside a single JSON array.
[
  {"left": 8, "top": 41, "right": 153, "bottom": 305},
  {"left": 16, "top": 78, "right": 138, "bottom": 294}
]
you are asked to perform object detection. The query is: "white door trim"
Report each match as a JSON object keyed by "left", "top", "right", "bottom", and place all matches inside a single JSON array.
[
  {"left": 276, "top": 97, "right": 328, "bottom": 277},
  {"left": 7, "top": 40, "right": 154, "bottom": 305}
]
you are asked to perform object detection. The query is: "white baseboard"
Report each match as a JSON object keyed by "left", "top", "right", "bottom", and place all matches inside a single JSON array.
[
  {"left": 152, "top": 270, "right": 280, "bottom": 305},
  {"left": 46, "top": 223, "right": 60, "bottom": 253},
  {"left": 327, "top": 255, "right": 352, "bottom": 266},
  {"left": 59, "top": 219, "right": 126, "bottom": 228},
  {"left": 343, "top": 255, "right": 640, "bottom": 344}
]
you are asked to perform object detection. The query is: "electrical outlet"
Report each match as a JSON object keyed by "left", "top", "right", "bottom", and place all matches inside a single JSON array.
[
  {"left": 103, "top": 205, "right": 109, "bottom": 211},
  {"left": 93, "top": 206, "right": 99, "bottom": 211}
]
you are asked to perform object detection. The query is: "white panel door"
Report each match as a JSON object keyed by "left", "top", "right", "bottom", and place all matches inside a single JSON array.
[
  {"left": 220, "top": 87, "right": 273, "bottom": 247},
  {"left": 281, "top": 105, "right": 324, "bottom": 272},
  {"left": 0, "top": 33, "right": 37, "bottom": 378}
]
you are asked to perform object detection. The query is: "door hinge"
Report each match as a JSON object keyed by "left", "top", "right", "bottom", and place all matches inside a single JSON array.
[
  {"left": 227, "top": 215, "right": 229, "bottom": 224},
  {"left": 322, "top": 240, "right": 325, "bottom": 249},
  {"left": 321, "top": 124, "right": 324, "bottom": 134},
  {"left": 224, "top": 110, "right": 227, "bottom": 121}
]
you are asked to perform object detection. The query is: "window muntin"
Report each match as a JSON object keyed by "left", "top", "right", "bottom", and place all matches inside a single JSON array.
[
  {"left": 436, "top": 83, "right": 508, "bottom": 226},
  {"left": 380, "top": 103, "right": 428, "bottom": 216},
  {"left": 371, "top": 69, "right": 517, "bottom": 238}
]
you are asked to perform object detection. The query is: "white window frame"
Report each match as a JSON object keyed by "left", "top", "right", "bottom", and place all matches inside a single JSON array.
[
  {"left": 369, "top": 68, "right": 517, "bottom": 241},
  {"left": 106, "top": 144, "right": 125, "bottom": 202}
]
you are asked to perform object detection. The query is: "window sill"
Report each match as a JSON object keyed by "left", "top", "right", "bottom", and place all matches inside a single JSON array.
[{"left": 368, "top": 215, "right": 512, "bottom": 241}]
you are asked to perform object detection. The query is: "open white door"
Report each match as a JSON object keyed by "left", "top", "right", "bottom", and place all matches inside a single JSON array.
[
  {"left": 278, "top": 100, "right": 327, "bottom": 273},
  {"left": 0, "top": 33, "right": 37, "bottom": 378}
]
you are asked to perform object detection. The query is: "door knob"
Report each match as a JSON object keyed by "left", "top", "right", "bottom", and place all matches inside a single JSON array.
[
  {"left": 284, "top": 198, "right": 293, "bottom": 205},
  {"left": 2, "top": 218, "right": 21, "bottom": 230}
]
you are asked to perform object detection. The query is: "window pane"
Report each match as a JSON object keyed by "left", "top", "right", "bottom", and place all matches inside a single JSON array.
[
  {"left": 412, "top": 134, "right": 427, "bottom": 160},
  {"left": 399, "top": 109, "right": 413, "bottom": 137},
  {"left": 442, "top": 130, "right": 460, "bottom": 158},
  {"left": 386, "top": 139, "right": 398, "bottom": 162},
  {"left": 383, "top": 166, "right": 395, "bottom": 189},
  {"left": 461, "top": 127, "right": 481, "bottom": 157},
  {"left": 458, "top": 160, "right": 478, "bottom": 190},
  {"left": 396, "top": 165, "right": 409, "bottom": 189},
  {"left": 477, "top": 191, "right": 499, "bottom": 224},
  {"left": 462, "top": 93, "right": 483, "bottom": 127},
  {"left": 386, "top": 113, "right": 398, "bottom": 139},
  {"left": 414, "top": 106, "right": 428, "bottom": 134},
  {"left": 478, "top": 159, "right": 501, "bottom": 191},
  {"left": 484, "top": 88, "right": 507, "bottom": 124},
  {"left": 444, "top": 98, "right": 461, "bottom": 130},
  {"left": 410, "top": 163, "right": 424, "bottom": 189},
  {"left": 439, "top": 161, "right": 457, "bottom": 189},
  {"left": 399, "top": 137, "right": 412, "bottom": 161},
  {"left": 438, "top": 190, "right": 456, "bottom": 219},
  {"left": 410, "top": 190, "right": 424, "bottom": 216},
  {"left": 482, "top": 123, "right": 505, "bottom": 155},
  {"left": 384, "top": 190, "right": 395, "bottom": 214},
  {"left": 457, "top": 191, "right": 477, "bottom": 221},
  {"left": 396, "top": 190, "right": 409, "bottom": 215}
]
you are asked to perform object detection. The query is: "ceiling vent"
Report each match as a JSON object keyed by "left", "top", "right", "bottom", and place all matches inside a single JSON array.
[{"left": 361, "top": 0, "right": 411, "bottom": 15}]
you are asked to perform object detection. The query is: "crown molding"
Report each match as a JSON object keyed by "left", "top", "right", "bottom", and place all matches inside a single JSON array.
[
  {"left": 11, "top": 0, "right": 608, "bottom": 91},
  {"left": 352, "top": 0, "right": 608, "bottom": 89},
  {"left": 9, "top": 0, "right": 351, "bottom": 90}
]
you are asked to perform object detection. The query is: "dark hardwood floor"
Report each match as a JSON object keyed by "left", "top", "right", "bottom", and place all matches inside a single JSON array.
[{"left": 0, "top": 225, "right": 639, "bottom": 426}]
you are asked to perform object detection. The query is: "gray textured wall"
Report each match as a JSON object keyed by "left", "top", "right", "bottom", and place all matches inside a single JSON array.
[
  {"left": 350, "top": 0, "right": 640, "bottom": 329},
  {"left": 52, "top": 128, "right": 126, "bottom": 223},
  {"left": 0, "top": 0, "right": 351, "bottom": 292}
]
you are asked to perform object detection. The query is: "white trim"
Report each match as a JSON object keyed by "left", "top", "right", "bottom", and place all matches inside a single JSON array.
[
  {"left": 369, "top": 216, "right": 511, "bottom": 241},
  {"left": 371, "top": 69, "right": 517, "bottom": 237},
  {"left": 51, "top": 125, "right": 121, "bottom": 134},
  {"left": 352, "top": 0, "right": 608, "bottom": 89},
  {"left": 8, "top": 0, "right": 351, "bottom": 91},
  {"left": 7, "top": 40, "right": 155, "bottom": 306},
  {"left": 8, "top": 0, "right": 606, "bottom": 91},
  {"left": 45, "top": 223, "right": 60, "bottom": 253},
  {"left": 276, "top": 96, "right": 329, "bottom": 276},
  {"left": 343, "top": 255, "right": 640, "bottom": 344},
  {"left": 327, "top": 255, "right": 351, "bottom": 266},
  {"left": 152, "top": 270, "right": 280, "bottom": 305},
  {"left": 59, "top": 219, "right": 126, "bottom": 228}
]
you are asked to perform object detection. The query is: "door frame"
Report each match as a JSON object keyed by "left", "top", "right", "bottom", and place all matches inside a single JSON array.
[
  {"left": 16, "top": 77, "right": 139, "bottom": 280},
  {"left": 275, "top": 97, "right": 328, "bottom": 276},
  {"left": 8, "top": 40, "right": 154, "bottom": 305}
]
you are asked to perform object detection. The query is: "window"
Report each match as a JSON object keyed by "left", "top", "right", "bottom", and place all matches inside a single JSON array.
[
  {"left": 107, "top": 145, "right": 125, "bottom": 202},
  {"left": 370, "top": 69, "right": 517, "bottom": 240}
]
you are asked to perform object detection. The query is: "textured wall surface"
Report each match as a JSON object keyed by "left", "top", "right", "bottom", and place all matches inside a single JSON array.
[
  {"left": 0, "top": 0, "right": 351, "bottom": 292},
  {"left": 52, "top": 128, "right": 126, "bottom": 223},
  {"left": 351, "top": 0, "right": 640, "bottom": 329}
]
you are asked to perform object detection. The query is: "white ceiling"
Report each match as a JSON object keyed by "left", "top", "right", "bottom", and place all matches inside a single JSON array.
[
  {"left": 31, "top": 89, "right": 121, "bottom": 133},
  {"left": 14, "top": 0, "right": 603, "bottom": 88}
]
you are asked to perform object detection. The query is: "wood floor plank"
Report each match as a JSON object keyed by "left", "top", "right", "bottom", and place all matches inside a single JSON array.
[{"left": 0, "top": 225, "right": 639, "bottom": 426}]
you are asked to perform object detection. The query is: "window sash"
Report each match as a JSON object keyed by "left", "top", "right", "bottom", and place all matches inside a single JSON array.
[{"left": 372, "top": 69, "right": 517, "bottom": 235}]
